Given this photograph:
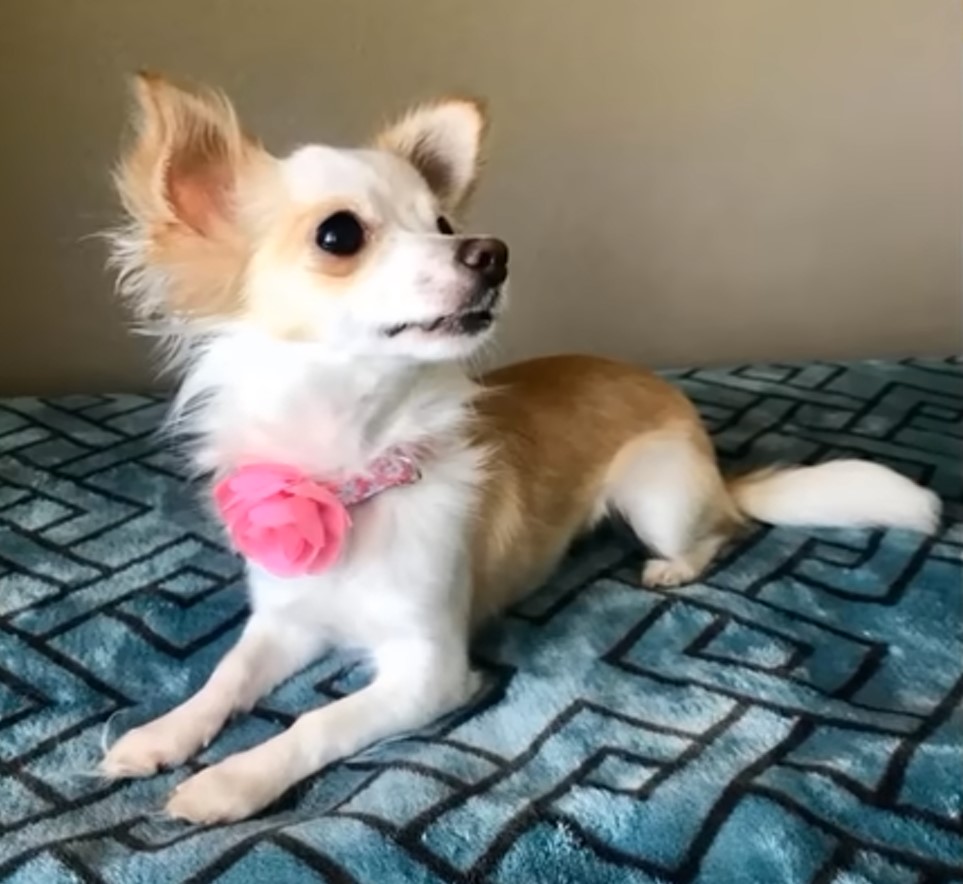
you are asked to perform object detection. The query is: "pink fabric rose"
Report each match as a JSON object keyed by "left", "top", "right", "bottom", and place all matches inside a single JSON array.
[{"left": 213, "top": 464, "right": 351, "bottom": 577}]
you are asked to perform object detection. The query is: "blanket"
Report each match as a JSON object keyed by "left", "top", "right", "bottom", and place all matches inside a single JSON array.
[{"left": 0, "top": 359, "right": 960, "bottom": 883}]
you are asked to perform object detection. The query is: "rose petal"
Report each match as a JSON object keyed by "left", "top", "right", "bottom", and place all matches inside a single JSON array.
[
  {"left": 255, "top": 528, "right": 302, "bottom": 576},
  {"left": 233, "top": 521, "right": 267, "bottom": 557},
  {"left": 287, "top": 535, "right": 319, "bottom": 572},
  {"left": 247, "top": 498, "right": 299, "bottom": 529},
  {"left": 315, "top": 513, "right": 349, "bottom": 570},
  {"left": 274, "top": 526, "right": 294, "bottom": 557},
  {"left": 305, "top": 532, "right": 345, "bottom": 572},
  {"left": 214, "top": 464, "right": 357, "bottom": 577},
  {"left": 213, "top": 464, "right": 303, "bottom": 522},
  {"left": 286, "top": 496, "right": 328, "bottom": 547},
  {"left": 325, "top": 501, "right": 352, "bottom": 537},
  {"left": 212, "top": 478, "right": 244, "bottom": 515},
  {"left": 228, "top": 464, "right": 305, "bottom": 500},
  {"left": 291, "top": 480, "right": 341, "bottom": 506}
]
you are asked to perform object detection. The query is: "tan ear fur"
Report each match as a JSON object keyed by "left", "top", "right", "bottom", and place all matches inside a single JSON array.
[
  {"left": 118, "top": 72, "right": 256, "bottom": 232},
  {"left": 374, "top": 97, "right": 488, "bottom": 213},
  {"left": 112, "top": 72, "right": 271, "bottom": 322}
]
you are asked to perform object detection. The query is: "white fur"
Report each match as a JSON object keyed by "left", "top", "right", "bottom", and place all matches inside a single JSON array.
[
  {"left": 731, "top": 460, "right": 942, "bottom": 533},
  {"left": 104, "top": 330, "right": 488, "bottom": 821}
]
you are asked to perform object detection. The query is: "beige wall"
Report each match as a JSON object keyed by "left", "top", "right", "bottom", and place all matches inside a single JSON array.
[{"left": 0, "top": 0, "right": 959, "bottom": 394}]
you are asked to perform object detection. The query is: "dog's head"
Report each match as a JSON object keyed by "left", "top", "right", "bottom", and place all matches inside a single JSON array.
[{"left": 110, "top": 73, "right": 508, "bottom": 363}]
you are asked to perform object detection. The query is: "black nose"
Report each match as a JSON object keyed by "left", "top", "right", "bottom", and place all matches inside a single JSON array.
[{"left": 456, "top": 237, "right": 509, "bottom": 287}]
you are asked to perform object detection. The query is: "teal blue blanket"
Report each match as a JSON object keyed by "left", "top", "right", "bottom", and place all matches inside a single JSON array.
[{"left": 0, "top": 360, "right": 960, "bottom": 882}]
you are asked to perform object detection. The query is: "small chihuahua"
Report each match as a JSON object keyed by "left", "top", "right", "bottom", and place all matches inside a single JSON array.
[{"left": 101, "top": 73, "right": 940, "bottom": 823}]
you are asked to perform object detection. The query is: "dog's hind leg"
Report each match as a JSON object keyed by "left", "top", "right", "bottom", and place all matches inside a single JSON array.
[{"left": 604, "top": 429, "right": 739, "bottom": 588}]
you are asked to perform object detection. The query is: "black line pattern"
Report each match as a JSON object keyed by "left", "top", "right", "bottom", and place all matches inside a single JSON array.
[{"left": 0, "top": 360, "right": 960, "bottom": 883}]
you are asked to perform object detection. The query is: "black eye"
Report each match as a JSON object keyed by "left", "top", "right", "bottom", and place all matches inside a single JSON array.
[
  {"left": 436, "top": 216, "right": 455, "bottom": 235},
  {"left": 315, "top": 211, "right": 365, "bottom": 256}
]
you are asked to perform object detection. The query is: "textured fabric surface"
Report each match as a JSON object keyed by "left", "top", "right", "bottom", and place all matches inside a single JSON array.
[{"left": 0, "top": 360, "right": 960, "bottom": 883}]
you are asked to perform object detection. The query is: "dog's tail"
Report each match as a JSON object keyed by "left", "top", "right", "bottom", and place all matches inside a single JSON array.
[{"left": 727, "top": 460, "right": 941, "bottom": 533}]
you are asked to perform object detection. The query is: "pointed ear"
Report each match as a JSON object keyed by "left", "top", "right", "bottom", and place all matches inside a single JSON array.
[
  {"left": 374, "top": 97, "right": 488, "bottom": 212},
  {"left": 116, "top": 72, "right": 263, "bottom": 236},
  {"left": 111, "top": 73, "right": 273, "bottom": 324}
]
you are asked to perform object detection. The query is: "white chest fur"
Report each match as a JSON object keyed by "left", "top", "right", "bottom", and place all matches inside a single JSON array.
[{"left": 175, "top": 330, "right": 486, "bottom": 650}]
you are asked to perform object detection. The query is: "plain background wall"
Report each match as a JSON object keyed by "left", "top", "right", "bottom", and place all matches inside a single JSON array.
[{"left": 0, "top": 0, "right": 959, "bottom": 394}]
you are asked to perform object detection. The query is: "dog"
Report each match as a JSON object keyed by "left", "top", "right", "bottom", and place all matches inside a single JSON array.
[{"left": 101, "top": 73, "right": 941, "bottom": 823}]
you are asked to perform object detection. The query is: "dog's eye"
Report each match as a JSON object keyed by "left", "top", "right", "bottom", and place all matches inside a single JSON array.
[
  {"left": 315, "top": 212, "right": 366, "bottom": 256},
  {"left": 436, "top": 216, "right": 455, "bottom": 235}
]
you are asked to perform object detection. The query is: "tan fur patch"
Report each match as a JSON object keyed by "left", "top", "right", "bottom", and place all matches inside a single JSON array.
[
  {"left": 272, "top": 202, "right": 377, "bottom": 283},
  {"left": 467, "top": 355, "right": 722, "bottom": 624},
  {"left": 113, "top": 73, "right": 274, "bottom": 321},
  {"left": 239, "top": 200, "right": 384, "bottom": 341}
]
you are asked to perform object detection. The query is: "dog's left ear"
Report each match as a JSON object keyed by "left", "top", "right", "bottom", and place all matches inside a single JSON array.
[{"left": 374, "top": 97, "right": 488, "bottom": 213}]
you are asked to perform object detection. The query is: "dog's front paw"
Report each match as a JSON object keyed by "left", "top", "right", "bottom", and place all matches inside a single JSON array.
[
  {"left": 102, "top": 715, "right": 206, "bottom": 779},
  {"left": 166, "top": 755, "right": 279, "bottom": 824}
]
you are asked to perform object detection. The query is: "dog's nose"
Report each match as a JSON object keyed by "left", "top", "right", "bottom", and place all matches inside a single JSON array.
[{"left": 456, "top": 237, "right": 509, "bottom": 287}]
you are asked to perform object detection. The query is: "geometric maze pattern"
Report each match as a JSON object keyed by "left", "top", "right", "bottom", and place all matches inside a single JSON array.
[{"left": 0, "top": 360, "right": 960, "bottom": 883}]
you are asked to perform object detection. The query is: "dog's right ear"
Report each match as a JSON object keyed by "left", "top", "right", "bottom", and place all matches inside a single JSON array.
[
  {"left": 117, "top": 72, "right": 262, "bottom": 236},
  {"left": 111, "top": 73, "right": 272, "bottom": 324}
]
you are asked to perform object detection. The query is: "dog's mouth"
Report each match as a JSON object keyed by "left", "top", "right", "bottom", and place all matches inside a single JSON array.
[{"left": 383, "top": 309, "right": 496, "bottom": 338}]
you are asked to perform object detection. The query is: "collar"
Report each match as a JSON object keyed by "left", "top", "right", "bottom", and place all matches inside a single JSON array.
[
  {"left": 333, "top": 447, "right": 422, "bottom": 506},
  {"left": 213, "top": 447, "right": 423, "bottom": 577}
]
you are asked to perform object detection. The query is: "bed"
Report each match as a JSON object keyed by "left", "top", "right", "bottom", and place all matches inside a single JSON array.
[{"left": 1, "top": 359, "right": 960, "bottom": 883}]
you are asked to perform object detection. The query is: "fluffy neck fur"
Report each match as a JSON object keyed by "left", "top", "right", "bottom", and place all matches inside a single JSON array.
[{"left": 171, "top": 327, "right": 481, "bottom": 478}]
